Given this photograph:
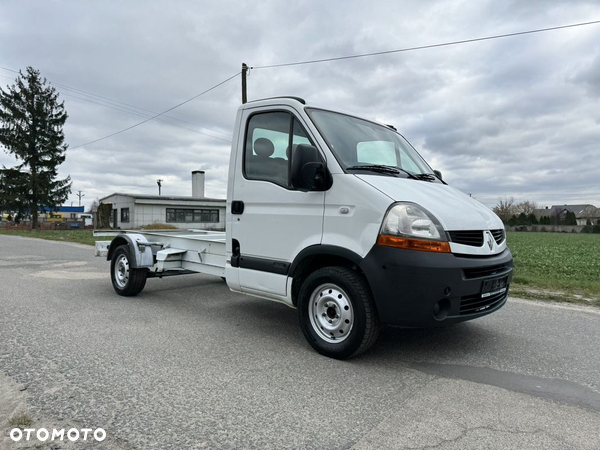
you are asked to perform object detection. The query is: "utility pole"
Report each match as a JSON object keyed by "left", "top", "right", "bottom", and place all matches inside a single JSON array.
[
  {"left": 241, "top": 63, "right": 248, "bottom": 104},
  {"left": 77, "top": 190, "right": 85, "bottom": 206},
  {"left": 157, "top": 179, "right": 163, "bottom": 196}
]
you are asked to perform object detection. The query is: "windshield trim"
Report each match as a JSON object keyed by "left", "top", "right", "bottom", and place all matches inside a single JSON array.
[{"left": 305, "top": 106, "right": 435, "bottom": 177}]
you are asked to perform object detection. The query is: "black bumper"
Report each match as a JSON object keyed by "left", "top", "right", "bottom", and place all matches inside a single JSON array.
[{"left": 359, "top": 246, "right": 513, "bottom": 327}]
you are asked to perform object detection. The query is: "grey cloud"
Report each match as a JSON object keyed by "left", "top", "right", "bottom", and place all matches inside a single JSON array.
[{"left": 0, "top": 0, "right": 599, "bottom": 209}]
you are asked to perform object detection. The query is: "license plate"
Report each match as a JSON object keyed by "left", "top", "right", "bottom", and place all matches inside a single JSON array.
[{"left": 481, "top": 276, "right": 508, "bottom": 298}]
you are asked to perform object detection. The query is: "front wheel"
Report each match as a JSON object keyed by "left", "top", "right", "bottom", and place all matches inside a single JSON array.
[
  {"left": 297, "top": 266, "right": 380, "bottom": 359},
  {"left": 110, "top": 245, "right": 147, "bottom": 296}
]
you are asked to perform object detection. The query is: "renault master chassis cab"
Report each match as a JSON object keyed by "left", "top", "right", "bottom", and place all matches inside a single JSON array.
[{"left": 96, "top": 96, "right": 513, "bottom": 359}]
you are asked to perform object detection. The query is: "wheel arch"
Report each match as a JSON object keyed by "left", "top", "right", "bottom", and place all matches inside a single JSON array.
[
  {"left": 107, "top": 235, "right": 133, "bottom": 263},
  {"left": 289, "top": 245, "right": 366, "bottom": 307},
  {"left": 106, "top": 234, "right": 153, "bottom": 269}
]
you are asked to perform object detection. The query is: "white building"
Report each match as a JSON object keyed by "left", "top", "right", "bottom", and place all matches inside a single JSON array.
[{"left": 99, "top": 171, "right": 226, "bottom": 230}]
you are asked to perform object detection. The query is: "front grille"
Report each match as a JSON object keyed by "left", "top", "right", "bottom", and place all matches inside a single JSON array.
[
  {"left": 491, "top": 229, "right": 505, "bottom": 244},
  {"left": 447, "top": 230, "right": 483, "bottom": 247},
  {"left": 448, "top": 229, "right": 505, "bottom": 247},
  {"left": 459, "top": 291, "right": 507, "bottom": 315},
  {"left": 463, "top": 264, "right": 509, "bottom": 279}
]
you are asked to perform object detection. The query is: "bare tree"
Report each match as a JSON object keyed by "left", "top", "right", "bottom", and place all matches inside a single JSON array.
[
  {"left": 88, "top": 198, "right": 99, "bottom": 213},
  {"left": 492, "top": 197, "right": 516, "bottom": 224},
  {"left": 515, "top": 200, "right": 538, "bottom": 216}
]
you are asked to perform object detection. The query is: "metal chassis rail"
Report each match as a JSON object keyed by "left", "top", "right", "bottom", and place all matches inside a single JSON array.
[{"left": 94, "top": 229, "right": 226, "bottom": 278}]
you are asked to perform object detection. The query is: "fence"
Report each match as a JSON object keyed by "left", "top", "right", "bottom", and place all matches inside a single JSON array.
[{"left": 507, "top": 225, "right": 584, "bottom": 233}]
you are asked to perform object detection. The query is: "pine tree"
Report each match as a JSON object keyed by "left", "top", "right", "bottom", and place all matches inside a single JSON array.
[{"left": 0, "top": 67, "right": 72, "bottom": 228}]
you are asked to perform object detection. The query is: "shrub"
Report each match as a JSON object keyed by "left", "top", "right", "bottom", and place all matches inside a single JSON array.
[{"left": 142, "top": 223, "right": 178, "bottom": 230}]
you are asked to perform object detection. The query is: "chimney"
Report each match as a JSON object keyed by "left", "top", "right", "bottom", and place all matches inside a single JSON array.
[{"left": 192, "top": 171, "right": 205, "bottom": 198}]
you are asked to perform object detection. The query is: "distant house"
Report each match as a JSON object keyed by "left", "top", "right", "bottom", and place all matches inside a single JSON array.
[
  {"left": 535, "top": 204, "right": 598, "bottom": 225},
  {"left": 575, "top": 205, "right": 600, "bottom": 226},
  {"left": 532, "top": 207, "right": 551, "bottom": 223},
  {"left": 99, "top": 171, "right": 226, "bottom": 230}
]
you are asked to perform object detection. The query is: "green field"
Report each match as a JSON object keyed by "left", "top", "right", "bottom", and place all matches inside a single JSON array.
[
  {"left": 0, "top": 229, "right": 97, "bottom": 246},
  {"left": 507, "top": 231, "right": 600, "bottom": 305}
]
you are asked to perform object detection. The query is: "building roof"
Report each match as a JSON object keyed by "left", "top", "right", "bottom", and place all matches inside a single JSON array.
[
  {"left": 532, "top": 208, "right": 551, "bottom": 220},
  {"left": 550, "top": 204, "right": 592, "bottom": 215},
  {"left": 576, "top": 205, "right": 600, "bottom": 219},
  {"left": 99, "top": 193, "right": 225, "bottom": 203}
]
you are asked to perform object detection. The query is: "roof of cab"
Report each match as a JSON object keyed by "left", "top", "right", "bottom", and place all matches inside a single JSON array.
[
  {"left": 240, "top": 96, "right": 400, "bottom": 133},
  {"left": 240, "top": 96, "right": 308, "bottom": 110}
]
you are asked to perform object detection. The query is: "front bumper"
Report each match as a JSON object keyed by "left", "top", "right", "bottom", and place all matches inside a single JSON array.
[{"left": 359, "top": 246, "right": 513, "bottom": 327}]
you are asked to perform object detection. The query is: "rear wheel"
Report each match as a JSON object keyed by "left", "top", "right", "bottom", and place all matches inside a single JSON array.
[
  {"left": 110, "top": 245, "right": 147, "bottom": 296},
  {"left": 298, "top": 266, "right": 380, "bottom": 359}
]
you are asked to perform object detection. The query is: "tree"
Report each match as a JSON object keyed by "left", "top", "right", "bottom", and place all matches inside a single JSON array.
[
  {"left": 493, "top": 197, "right": 516, "bottom": 224},
  {"left": 0, "top": 67, "right": 71, "bottom": 229},
  {"left": 515, "top": 200, "right": 538, "bottom": 216},
  {"left": 0, "top": 168, "right": 29, "bottom": 218},
  {"left": 88, "top": 198, "right": 99, "bottom": 214},
  {"left": 565, "top": 211, "right": 577, "bottom": 226},
  {"left": 527, "top": 213, "right": 538, "bottom": 225},
  {"left": 517, "top": 212, "right": 528, "bottom": 226}
]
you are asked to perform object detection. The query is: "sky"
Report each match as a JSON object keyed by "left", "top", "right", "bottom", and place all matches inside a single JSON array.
[{"left": 0, "top": 0, "right": 599, "bottom": 210}]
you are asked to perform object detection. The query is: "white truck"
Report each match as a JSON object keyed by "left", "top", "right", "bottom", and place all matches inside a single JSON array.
[{"left": 96, "top": 96, "right": 513, "bottom": 359}]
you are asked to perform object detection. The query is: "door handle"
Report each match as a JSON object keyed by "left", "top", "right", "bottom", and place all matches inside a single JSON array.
[{"left": 232, "top": 201, "right": 244, "bottom": 215}]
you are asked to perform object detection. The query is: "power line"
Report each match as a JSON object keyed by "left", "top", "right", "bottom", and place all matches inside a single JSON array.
[
  {"left": 70, "top": 72, "right": 239, "bottom": 149},
  {"left": 50, "top": 81, "right": 233, "bottom": 138},
  {"left": 1, "top": 67, "right": 233, "bottom": 139},
  {"left": 57, "top": 90, "right": 232, "bottom": 143},
  {"left": 252, "top": 20, "right": 600, "bottom": 69},
  {"left": 1, "top": 73, "right": 232, "bottom": 143}
]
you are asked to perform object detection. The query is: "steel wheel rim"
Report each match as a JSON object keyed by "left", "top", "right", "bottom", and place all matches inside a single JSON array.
[
  {"left": 308, "top": 283, "right": 354, "bottom": 343},
  {"left": 114, "top": 254, "right": 130, "bottom": 288}
]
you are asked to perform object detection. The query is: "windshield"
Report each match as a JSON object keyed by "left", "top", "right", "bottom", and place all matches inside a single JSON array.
[{"left": 306, "top": 108, "right": 434, "bottom": 176}]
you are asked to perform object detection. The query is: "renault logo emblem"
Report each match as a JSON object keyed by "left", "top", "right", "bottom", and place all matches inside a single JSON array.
[{"left": 486, "top": 232, "right": 494, "bottom": 251}]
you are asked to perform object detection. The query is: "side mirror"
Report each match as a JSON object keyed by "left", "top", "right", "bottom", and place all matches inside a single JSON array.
[
  {"left": 434, "top": 170, "right": 443, "bottom": 181},
  {"left": 291, "top": 144, "right": 328, "bottom": 191}
]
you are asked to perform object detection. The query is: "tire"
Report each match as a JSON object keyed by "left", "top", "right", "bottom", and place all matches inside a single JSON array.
[
  {"left": 110, "top": 244, "right": 147, "bottom": 296},
  {"left": 297, "top": 266, "right": 380, "bottom": 359}
]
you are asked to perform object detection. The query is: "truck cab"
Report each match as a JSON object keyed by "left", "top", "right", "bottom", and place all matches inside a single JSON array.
[{"left": 224, "top": 97, "right": 512, "bottom": 358}]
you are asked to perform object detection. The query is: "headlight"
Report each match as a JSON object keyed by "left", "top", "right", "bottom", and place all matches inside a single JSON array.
[
  {"left": 378, "top": 203, "right": 450, "bottom": 253},
  {"left": 381, "top": 203, "right": 445, "bottom": 240}
]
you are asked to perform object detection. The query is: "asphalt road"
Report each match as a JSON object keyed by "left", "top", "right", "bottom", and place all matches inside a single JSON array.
[{"left": 1, "top": 234, "right": 599, "bottom": 449}]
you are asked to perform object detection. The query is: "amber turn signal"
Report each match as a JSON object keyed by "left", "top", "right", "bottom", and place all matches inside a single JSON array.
[{"left": 377, "top": 235, "right": 451, "bottom": 253}]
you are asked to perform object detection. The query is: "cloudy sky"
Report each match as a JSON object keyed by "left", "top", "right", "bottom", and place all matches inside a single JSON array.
[{"left": 1, "top": 0, "right": 599, "bottom": 209}]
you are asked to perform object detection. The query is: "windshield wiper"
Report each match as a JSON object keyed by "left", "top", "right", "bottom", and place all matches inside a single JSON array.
[
  {"left": 412, "top": 173, "right": 437, "bottom": 181},
  {"left": 346, "top": 164, "right": 402, "bottom": 174},
  {"left": 347, "top": 165, "right": 421, "bottom": 180},
  {"left": 346, "top": 165, "right": 437, "bottom": 182}
]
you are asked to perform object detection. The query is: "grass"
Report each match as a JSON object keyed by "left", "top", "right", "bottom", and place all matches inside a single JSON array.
[
  {"left": 0, "top": 229, "right": 97, "bottom": 246},
  {"left": 8, "top": 413, "right": 34, "bottom": 428},
  {"left": 507, "top": 231, "right": 600, "bottom": 306}
]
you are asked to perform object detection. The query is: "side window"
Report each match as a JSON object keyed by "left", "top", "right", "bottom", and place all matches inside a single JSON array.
[
  {"left": 291, "top": 118, "right": 311, "bottom": 151},
  {"left": 244, "top": 112, "right": 291, "bottom": 187}
]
